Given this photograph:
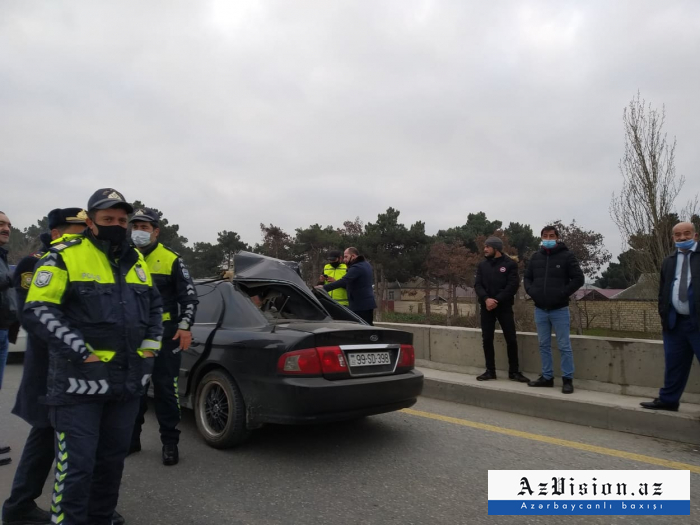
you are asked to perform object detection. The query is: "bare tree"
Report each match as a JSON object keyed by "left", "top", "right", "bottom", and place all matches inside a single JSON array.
[{"left": 610, "top": 92, "right": 697, "bottom": 280}]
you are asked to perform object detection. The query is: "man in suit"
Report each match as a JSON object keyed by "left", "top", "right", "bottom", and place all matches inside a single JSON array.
[
  {"left": 318, "top": 247, "right": 377, "bottom": 325},
  {"left": 641, "top": 221, "right": 699, "bottom": 411}
]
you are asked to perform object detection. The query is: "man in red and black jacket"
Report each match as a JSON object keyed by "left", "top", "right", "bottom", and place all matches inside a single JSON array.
[{"left": 474, "top": 236, "right": 529, "bottom": 383}]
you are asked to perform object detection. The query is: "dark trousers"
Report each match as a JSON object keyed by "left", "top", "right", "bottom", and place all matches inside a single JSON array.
[
  {"left": 49, "top": 398, "right": 140, "bottom": 525},
  {"left": 659, "top": 316, "right": 700, "bottom": 405},
  {"left": 2, "top": 426, "right": 55, "bottom": 520},
  {"left": 480, "top": 304, "right": 520, "bottom": 373},
  {"left": 132, "top": 339, "right": 182, "bottom": 446},
  {"left": 354, "top": 309, "right": 374, "bottom": 325}
]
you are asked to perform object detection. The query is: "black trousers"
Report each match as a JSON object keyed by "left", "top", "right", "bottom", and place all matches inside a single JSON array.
[
  {"left": 354, "top": 309, "right": 374, "bottom": 325},
  {"left": 2, "top": 426, "right": 55, "bottom": 520},
  {"left": 132, "top": 338, "right": 182, "bottom": 446},
  {"left": 49, "top": 398, "right": 140, "bottom": 525},
  {"left": 480, "top": 304, "right": 520, "bottom": 373}
]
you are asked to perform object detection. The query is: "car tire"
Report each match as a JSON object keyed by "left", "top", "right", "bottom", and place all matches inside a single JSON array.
[{"left": 194, "top": 369, "right": 250, "bottom": 449}]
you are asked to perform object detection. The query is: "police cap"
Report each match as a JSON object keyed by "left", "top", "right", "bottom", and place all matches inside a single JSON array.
[
  {"left": 129, "top": 207, "right": 160, "bottom": 225},
  {"left": 87, "top": 188, "right": 134, "bottom": 214},
  {"left": 327, "top": 250, "right": 342, "bottom": 260},
  {"left": 48, "top": 208, "right": 88, "bottom": 230}
]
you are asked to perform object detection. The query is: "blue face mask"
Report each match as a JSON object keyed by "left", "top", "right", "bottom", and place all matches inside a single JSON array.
[
  {"left": 676, "top": 239, "right": 696, "bottom": 250},
  {"left": 541, "top": 240, "right": 557, "bottom": 249},
  {"left": 131, "top": 230, "right": 152, "bottom": 248}
]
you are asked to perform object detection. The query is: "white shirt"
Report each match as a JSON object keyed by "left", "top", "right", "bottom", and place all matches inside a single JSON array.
[{"left": 671, "top": 241, "right": 697, "bottom": 315}]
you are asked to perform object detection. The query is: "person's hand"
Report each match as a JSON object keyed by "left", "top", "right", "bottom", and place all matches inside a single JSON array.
[
  {"left": 314, "top": 285, "right": 324, "bottom": 290},
  {"left": 325, "top": 276, "right": 335, "bottom": 283},
  {"left": 84, "top": 354, "right": 101, "bottom": 363},
  {"left": 485, "top": 298, "right": 498, "bottom": 311},
  {"left": 141, "top": 351, "right": 155, "bottom": 358},
  {"left": 173, "top": 329, "right": 193, "bottom": 351}
]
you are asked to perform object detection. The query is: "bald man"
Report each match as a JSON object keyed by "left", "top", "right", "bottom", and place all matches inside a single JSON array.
[{"left": 641, "top": 222, "right": 700, "bottom": 411}]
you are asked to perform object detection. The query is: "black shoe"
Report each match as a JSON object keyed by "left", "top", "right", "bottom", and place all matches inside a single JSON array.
[
  {"left": 162, "top": 444, "right": 179, "bottom": 466},
  {"left": 127, "top": 441, "right": 141, "bottom": 456},
  {"left": 562, "top": 378, "right": 574, "bottom": 394},
  {"left": 640, "top": 398, "right": 679, "bottom": 412},
  {"left": 509, "top": 372, "right": 530, "bottom": 383},
  {"left": 112, "top": 510, "right": 126, "bottom": 525},
  {"left": 527, "top": 376, "right": 554, "bottom": 387},
  {"left": 476, "top": 370, "right": 497, "bottom": 381},
  {"left": 0, "top": 445, "right": 10, "bottom": 455},
  {"left": 3, "top": 506, "right": 51, "bottom": 525}
]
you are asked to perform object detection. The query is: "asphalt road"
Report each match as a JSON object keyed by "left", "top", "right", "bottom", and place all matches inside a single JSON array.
[{"left": 1, "top": 361, "right": 699, "bottom": 525}]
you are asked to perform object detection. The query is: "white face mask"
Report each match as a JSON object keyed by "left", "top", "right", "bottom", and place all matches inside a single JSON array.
[{"left": 131, "top": 230, "right": 152, "bottom": 247}]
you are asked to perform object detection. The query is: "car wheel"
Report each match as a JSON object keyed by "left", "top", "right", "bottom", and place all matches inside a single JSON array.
[{"left": 194, "top": 369, "right": 250, "bottom": 449}]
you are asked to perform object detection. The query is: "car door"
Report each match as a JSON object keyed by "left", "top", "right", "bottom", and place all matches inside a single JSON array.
[{"left": 179, "top": 282, "right": 225, "bottom": 400}]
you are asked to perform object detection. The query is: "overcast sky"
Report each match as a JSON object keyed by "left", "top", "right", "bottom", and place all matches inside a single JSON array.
[{"left": 2, "top": 0, "right": 699, "bottom": 258}]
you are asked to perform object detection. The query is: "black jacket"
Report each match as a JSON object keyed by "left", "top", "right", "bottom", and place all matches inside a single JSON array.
[
  {"left": 474, "top": 255, "right": 519, "bottom": 307},
  {"left": 658, "top": 244, "right": 700, "bottom": 331},
  {"left": 524, "top": 243, "right": 584, "bottom": 310},
  {"left": 323, "top": 256, "right": 377, "bottom": 312},
  {"left": 0, "top": 246, "right": 17, "bottom": 329}
]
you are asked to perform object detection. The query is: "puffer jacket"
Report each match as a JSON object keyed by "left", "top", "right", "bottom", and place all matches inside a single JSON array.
[
  {"left": 23, "top": 234, "right": 163, "bottom": 405},
  {"left": 524, "top": 242, "right": 584, "bottom": 310}
]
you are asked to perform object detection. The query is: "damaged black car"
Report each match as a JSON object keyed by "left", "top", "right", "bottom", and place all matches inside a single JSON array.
[{"left": 176, "top": 252, "right": 423, "bottom": 448}]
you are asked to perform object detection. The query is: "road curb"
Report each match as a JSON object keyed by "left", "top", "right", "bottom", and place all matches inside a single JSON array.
[{"left": 420, "top": 369, "right": 700, "bottom": 445}]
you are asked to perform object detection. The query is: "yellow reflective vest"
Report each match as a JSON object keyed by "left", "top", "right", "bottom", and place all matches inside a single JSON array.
[{"left": 323, "top": 263, "right": 349, "bottom": 306}]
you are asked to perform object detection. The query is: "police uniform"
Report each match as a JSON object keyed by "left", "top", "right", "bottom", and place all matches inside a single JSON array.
[
  {"left": 322, "top": 251, "right": 349, "bottom": 306},
  {"left": 22, "top": 190, "right": 163, "bottom": 525},
  {"left": 129, "top": 208, "right": 198, "bottom": 465},
  {"left": 2, "top": 209, "right": 86, "bottom": 525}
]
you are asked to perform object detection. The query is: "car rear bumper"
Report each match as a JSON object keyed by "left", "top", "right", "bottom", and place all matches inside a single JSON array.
[{"left": 247, "top": 370, "right": 424, "bottom": 425}]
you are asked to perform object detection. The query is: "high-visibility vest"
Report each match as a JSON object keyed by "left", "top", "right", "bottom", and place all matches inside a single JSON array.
[{"left": 323, "top": 263, "right": 349, "bottom": 306}]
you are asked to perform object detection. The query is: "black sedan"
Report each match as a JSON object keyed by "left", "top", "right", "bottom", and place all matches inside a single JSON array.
[{"left": 176, "top": 252, "right": 423, "bottom": 448}]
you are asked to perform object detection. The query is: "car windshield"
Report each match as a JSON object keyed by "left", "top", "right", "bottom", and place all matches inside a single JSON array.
[{"left": 236, "top": 280, "right": 329, "bottom": 322}]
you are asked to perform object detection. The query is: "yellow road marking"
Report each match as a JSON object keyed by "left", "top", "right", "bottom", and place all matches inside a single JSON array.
[{"left": 401, "top": 408, "right": 700, "bottom": 474}]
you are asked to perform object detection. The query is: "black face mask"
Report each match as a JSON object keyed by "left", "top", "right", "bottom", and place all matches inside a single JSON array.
[
  {"left": 94, "top": 224, "right": 127, "bottom": 246},
  {"left": 329, "top": 261, "right": 341, "bottom": 268}
]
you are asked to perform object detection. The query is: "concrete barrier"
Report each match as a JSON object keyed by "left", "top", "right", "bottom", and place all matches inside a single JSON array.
[{"left": 376, "top": 322, "right": 700, "bottom": 404}]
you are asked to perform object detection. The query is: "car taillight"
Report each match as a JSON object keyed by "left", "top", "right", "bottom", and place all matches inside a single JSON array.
[
  {"left": 277, "top": 348, "right": 322, "bottom": 375},
  {"left": 398, "top": 344, "right": 415, "bottom": 369},
  {"left": 278, "top": 346, "right": 348, "bottom": 375},
  {"left": 316, "top": 346, "right": 347, "bottom": 374}
]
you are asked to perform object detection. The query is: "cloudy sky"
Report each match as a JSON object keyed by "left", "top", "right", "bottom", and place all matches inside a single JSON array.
[{"left": 2, "top": 0, "right": 699, "bottom": 257}]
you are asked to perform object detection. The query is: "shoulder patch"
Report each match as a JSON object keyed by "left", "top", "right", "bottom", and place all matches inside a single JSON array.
[
  {"left": 21, "top": 272, "right": 33, "bottom": 289},
  {"left": 179, "top": 259, "right": 191, "bottom": 280},
  {"left": 49, "top": 237, "right": 82, "bottom": 252},
  {"left": 34, "top": 270, "right": 53, "bottom": 288}
]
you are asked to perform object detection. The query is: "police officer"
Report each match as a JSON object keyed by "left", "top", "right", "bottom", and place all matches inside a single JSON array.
[
  {"left": 128, "top": 207, "right": 198, "bottom": 466},
  {"left": 2, "top": 209, "right": 86, "bottom": 525},
  {"left": 22, "top": 189, "right": 163, "bottom": 525},
  {"left": 319, "top": 250, "right": 349, "bottom": 307}
]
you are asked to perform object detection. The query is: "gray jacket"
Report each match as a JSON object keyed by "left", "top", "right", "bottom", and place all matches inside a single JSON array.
[{"left": 0, "top": 246, "right": 17, "bottom": 329}]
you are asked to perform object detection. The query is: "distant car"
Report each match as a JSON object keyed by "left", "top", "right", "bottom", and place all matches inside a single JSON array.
[{"left": 177, "top": 252, "right": 423, "bottom": 449}]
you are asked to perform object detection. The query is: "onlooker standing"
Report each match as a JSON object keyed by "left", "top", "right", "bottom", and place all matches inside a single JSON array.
[
  {"left": 641, "top": 221, "right": 699, "bottom": 412},
  {"left": 474, "top": 236, "right": 529, "bottom": 383},
  {"left": 524, "top": 225, "right": 584, "bottom": 394},
  {"left": 320, "top": 247, "right": 377, "bottom": 325},
  {"left": 0, "top": 210, "right": 17, "bottom": 467}
]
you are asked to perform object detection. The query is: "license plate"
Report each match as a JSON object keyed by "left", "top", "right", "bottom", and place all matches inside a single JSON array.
[{"left": 348, "top": 352, "right": 391, "bottom": 367}]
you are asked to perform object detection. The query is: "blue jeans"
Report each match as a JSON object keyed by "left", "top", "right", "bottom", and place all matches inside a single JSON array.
[
  {"left": 0, "top": 329, "right": 8, "bottom": 390},
  {"left": 659, "top": 316, "right": 700, "bottom": 405},
  {"left": 534, "top": 307, "right": 575, "bottom": 379}
]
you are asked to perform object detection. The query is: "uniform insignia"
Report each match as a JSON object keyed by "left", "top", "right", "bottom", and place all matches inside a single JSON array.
[
  {"left": 50, "top": 237, "right": 82, "bottom": 252},
  {"left": 135, "top": 209, "right": 146, "bottom": 216},
  {"left": 21, "top": 272, "right": 33, "bottom": 289},
  {"left": 181, "top": 262, "right": 191, "bottom": 280},
  {"left": 500, "top": 267, "right": 506, "bottom": 273},
  {"left": 53, "top": 243, "right": 67, "bottom": 251},
  {"left": 76, "top": 210, "right": 88, "bottom": 221},
  {"left": 108, "top": 191, "right": 122, "bottom": 200},
  {"left": 135, "top": 267, "right": 147, "bottom": 282},
  {"left": 34, "top": 270, "right": 53, "bottom": 288}
]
